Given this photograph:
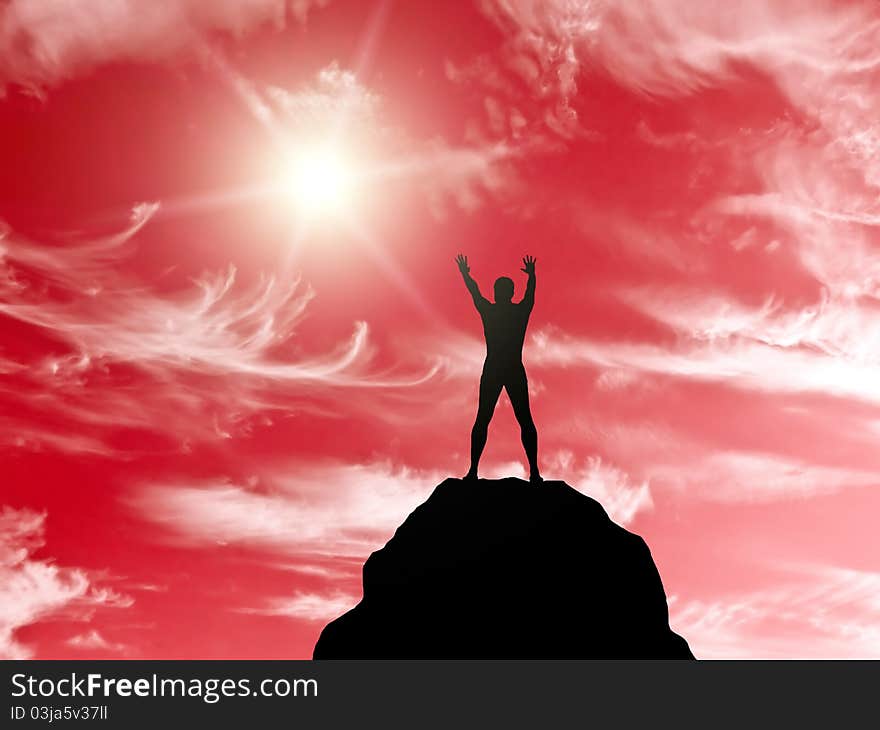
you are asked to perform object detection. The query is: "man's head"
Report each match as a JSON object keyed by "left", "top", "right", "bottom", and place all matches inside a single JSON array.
[{"left": 494, "top": 276, "right": 514, "bottom": 303}]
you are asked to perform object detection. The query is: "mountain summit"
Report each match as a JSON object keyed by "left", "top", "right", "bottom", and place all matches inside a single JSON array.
[{"left": 313, "top": 477, "right": 693, "bottom": 659}]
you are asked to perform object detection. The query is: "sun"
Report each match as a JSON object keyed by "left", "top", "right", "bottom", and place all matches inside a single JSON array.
[{"left": 278, "top": 143, "right": 357, "bottom": 219}]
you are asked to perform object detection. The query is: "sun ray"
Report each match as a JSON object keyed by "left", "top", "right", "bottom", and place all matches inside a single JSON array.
[{"left": 340, "top": 220, "right": 445, "bottom": 326}]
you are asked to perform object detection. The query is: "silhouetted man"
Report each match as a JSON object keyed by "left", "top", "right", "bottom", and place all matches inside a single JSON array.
[{"left": 456, "top": 253, "right": 541, "bottom": 482}]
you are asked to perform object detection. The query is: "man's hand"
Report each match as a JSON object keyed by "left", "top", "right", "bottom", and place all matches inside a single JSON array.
[
  {"left": 521, "top": 255, "right": 536, "bottom": 275},
  {"left": 456, "top": 253, "right": 470, "bottom": 274}
]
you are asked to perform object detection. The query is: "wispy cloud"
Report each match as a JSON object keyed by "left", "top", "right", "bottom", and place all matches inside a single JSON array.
[
  {"left": 1, "top": 206, "right": 369, "bottom": 381},
  {"left": 265, "top": 61, "right": 380, "bottom": 131},
  {"left": 671, "top": 564, "right": 880, "bottom": 658},
  {"left": 0, "top": 506, "right": 129, "bottom": 659},
  {"left": 0, "top": 0, "right": 329, "bottom": 94},
  {"left": 132, "top": 456, "right": 613, "bottom": 564},
  {"left": 66, "top": 629, "right": 127, "bottom": 652},
  {"left": 239, "top": 590, "right": 357, "bottom": 622},
  {"left": 651, "top": 451, "right": 878, "bottom": 503},
  {"left": 0, "top": 206, "right": 438, "bottom": 453},
  {"left": 478, "top": 1, "right": 880, "bottom": 109},
  {"left": 623, "top": 285, "right": 880, "bottom": 409},
  {"left": 477, "top": 0, "right": 880, "bottom": 354},
  {"left": 473, "top": 0, "right": 880, "bottom": 306},
  {"left": 527, "top": 324, "right": 880, "bottom": 408},
  {"left": 130, "top": 461, "right": 443, "bottom": 557},
  {"left": 548, "top": 451, "right": 653, "bottom": 524}
]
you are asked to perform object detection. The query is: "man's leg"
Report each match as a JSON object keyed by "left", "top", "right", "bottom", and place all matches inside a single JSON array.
[
  {"left": 506, "top": 364, "right": 541, "bottom": 482},
  {"left": 466, "top": 368, "right": 503, "bottom": 480}
]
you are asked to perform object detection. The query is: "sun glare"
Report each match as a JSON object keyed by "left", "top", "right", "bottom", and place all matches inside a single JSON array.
[{"left": 279, "top": 144, "right": 356, "bottom": 218}]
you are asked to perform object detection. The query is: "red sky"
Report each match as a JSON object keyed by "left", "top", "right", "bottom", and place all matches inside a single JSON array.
[{"left": 2, "top": 0, "right": 880, "bottom": 659}]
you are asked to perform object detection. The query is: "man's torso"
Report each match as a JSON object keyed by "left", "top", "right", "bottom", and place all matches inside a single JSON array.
[{"left": 479, "top": 302, "right": 530, "bottom": 365}]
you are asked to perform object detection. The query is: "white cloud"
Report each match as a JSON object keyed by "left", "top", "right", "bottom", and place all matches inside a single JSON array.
[
  {"left": 266, "top": 62, "right": 380, "bottom": 131},
  {"left": 131, "top": 461, "right": 444, "bottom": 556},
  {"left": 622, "top": 285, "right": 880, "bottom": 410},
  {"left": 240, "top": 590, "right": 356, "bottom": 622},
  {"left": 488, "top": 1, "right": 880, "bottom": 311},
  {"left": 480, "top": 460, "right": 527, "bottom": 480},
  {"left": 714, "top": 179, "right": 880, "bottom": 302},
  {"left": 0, "top": 424, "right": 114, "bottom": 456},
  {"left": 0, "top": 506, "right": 128, "bottom": 659},
  {"left": 133, "top": 454, "right": 648, "bottom": 562},
  {"left": 650, "top": 451, "right": 878, "bottom": 503},
  {"left": 625, "top": 284, "right": 880, "bottom": 371},
  {"left": 0, "top": 207, "right": 368, "bottom": 382},
  {"left": 480, "top": 1, "right": 880, "bottom": 108},
  {"left": 475, "top": 1, "right": 880, "bottom": 302},
  {"left": 0, "top": 0, "right": 329, "bottom": 94},
  {"left": 548, "top": 451, "right": 653, "bottom": 525},
  {"left": 66, "top": 629, "right": 126, "bottom": 652},
  {"left": 0, "top": 206, "right": 438, "bottom": 453},
  {"left": 671, "top": 564, "right": 880, "bottom": 658},
  {"left": 408, "top": 140, "right": 521, "bottom": 219},
  {"left": 528, "top": 324, "right": 880, "bottom": 408}
]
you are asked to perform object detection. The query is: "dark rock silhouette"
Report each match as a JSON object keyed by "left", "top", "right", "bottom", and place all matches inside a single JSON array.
[{"left": 313, "top": 477, "right": 694, "bottom": 659}]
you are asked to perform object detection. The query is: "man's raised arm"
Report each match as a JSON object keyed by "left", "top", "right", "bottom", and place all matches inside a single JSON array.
[
  {"left": 456, "top": 253, "right": 489, "bottom": 312},
  {"left": 520, "top": 255, "right": 536, "bottom": 312}
]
